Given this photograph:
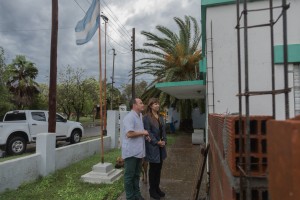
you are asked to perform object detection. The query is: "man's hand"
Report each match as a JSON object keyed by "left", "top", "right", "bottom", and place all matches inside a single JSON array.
[
  {"left": 142, "top": 130, "right": 149, "bottom": 136},
  {"left": 142, "top": 130, "right": 151, "bottom": 142}
]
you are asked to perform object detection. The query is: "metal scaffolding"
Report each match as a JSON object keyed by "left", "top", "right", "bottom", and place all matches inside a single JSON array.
[{"left": 235, "top": 0, "right": 290, "bottom": 199}]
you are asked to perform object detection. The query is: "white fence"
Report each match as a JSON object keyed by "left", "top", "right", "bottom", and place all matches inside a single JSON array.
[
  {"left": 0, "top": 136, "right": 111, "bottom": 193},
  {"left": 0, "top": 110, "right": 121, "bottom": 193}
]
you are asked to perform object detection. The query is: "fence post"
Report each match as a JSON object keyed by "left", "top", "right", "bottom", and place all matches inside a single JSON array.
[
  {"left": 36, "top": 133, "right": 56, "bottom": 176},
  {"left": 107, "top": 110, "right": 119, "bottom": 149}
]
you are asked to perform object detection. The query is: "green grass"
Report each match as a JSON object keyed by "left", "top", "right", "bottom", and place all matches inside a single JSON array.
[
  {"left": 0, "top": 149, "right": 124, "bottom": 200},
  {"left": 0, "top": 135, "right": 179, "bottom": 200},
  {"left": 166, "top": 134, "right": 176, "bottom": 146}
]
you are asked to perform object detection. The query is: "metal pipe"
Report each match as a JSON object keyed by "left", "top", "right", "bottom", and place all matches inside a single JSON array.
[
  {"left": 269, "top": 0, "right": 276, "bottom": 118},
  {"left": 282, "top": 0, "right": 290, "bottom": 119},
  {"left": 103, "top": 18, "right": 107, "bottom": 133},
  {"left": 101, "top": 14, "right": 109, "bottom": 135},
  {"left": 111, "top": 49, "right": 116, "bottom": 110},
  {"left": 210, "top": 21, "right": 215, "bottom": 113},
  {"left": 247, "top": 5, "right": 282, "bottom": 12},
  {"left": 98, "top": 7, "right": 104, "bottom": 164},
  {"left": 242, "top": 0, "right": 251, "bottom": 198},
  {"left": 236, "top": 0, "right": 244, "bottom": 198}
]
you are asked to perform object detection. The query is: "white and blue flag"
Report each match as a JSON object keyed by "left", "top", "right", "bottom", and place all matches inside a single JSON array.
[{"left": 75, "top": 0, "right": 100, "bottom": 45}]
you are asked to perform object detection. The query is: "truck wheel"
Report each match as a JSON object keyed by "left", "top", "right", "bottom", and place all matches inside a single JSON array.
[
  {"left": 70, "top": 130, "right": 81, "bottom": 144},
  {"left": 7, "top": 137, "right": 27, "bottom": 155}
]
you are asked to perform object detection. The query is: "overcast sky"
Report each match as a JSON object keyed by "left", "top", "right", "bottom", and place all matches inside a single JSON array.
[{"left": 0, "top": 0, "right": 201, "bottom": 88}]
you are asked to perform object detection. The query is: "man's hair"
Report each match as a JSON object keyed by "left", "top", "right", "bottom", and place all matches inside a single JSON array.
[{"left": 129, "top": 98, "right": 137, "bottom": 109}]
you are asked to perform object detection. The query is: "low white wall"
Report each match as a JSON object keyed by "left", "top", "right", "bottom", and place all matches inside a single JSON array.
[
  {"left": 55, "top": 136, "right": 111, "bottom": 170},
  {"left": 0, "top": 154, "right": 41, "bottom": 192},
  {"left": 0, "top": 136, "right": 111, "bottom": 193}
]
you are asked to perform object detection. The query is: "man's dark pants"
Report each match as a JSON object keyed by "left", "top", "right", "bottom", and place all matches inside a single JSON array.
[{"left": 124, "top": 157, "right": 142, "bottom": 200}]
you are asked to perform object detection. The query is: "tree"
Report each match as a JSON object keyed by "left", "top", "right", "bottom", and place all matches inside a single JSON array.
[
  {"left": 136, "top": 16, "right": 202, "bottom": 132},
  {"left": 0, "top": 47, "right": 14, "bottom": 119},
  {"left": 57, "top": 66, "right": 99, "bottom": 121},
  {"left": 106, "top": 84, "right": 123, "bottom": 110},
  {"left": 121, "top": 80, "right": 148, "bottom": 107},
  {"left": 57, "top": 66, "right": 76, "bottom": 119},
  {"left": 29, "top": 83, "right": 49, "bottom": 110},
  {"left": 6, "top": 55, "right": 40, "bottom": 109}
]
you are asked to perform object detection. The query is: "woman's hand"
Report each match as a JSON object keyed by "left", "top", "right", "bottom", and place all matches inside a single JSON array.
[{"left": 157, "top": 140, "right": 165, "bottom": 147}]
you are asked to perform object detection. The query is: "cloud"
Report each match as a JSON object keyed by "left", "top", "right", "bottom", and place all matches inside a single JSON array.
[{"left": 0, "top": 0, "right": 201, "bottom": 88}]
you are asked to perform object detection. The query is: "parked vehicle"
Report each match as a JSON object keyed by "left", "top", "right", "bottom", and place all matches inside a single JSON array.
[{"left": 0, "top": 110, "right": 84, "bottom": 155}]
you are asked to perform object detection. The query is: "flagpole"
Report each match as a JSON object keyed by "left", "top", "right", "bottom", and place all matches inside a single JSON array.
[
  {"left": 98, "top": 0, "right": 104, "bottom": 164},
  {"left": 101, "top": 14, "right": 108, "bottom": 140}
]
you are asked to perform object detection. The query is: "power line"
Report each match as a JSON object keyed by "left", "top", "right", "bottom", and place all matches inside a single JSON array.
[
  {"left": 102, "top": 0, "right": 132, "bottom": 39},
  {"left": 76, "top": 0, "right": 131, "bottom": 51},
  {"left": 74, "top": 0, "right": 86, "bottom": 13},
  {"left": 86, "top": 0, "right": 132, "bottom": 47},
  {"left": 78, "top": 0, "right": 145, "bottom": 60}
]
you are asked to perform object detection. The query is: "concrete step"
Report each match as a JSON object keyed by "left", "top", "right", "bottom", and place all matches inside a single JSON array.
[{"left": 81, "top": 162, "right": 123, "bottom": 184}]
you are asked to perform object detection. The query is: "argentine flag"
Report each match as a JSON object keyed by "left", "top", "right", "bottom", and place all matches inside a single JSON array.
[{"left": 75, "top": 0, "right": 100, "bottom": 45}]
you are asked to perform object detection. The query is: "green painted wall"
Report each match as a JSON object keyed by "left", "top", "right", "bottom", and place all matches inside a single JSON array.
[
  {"left": 202, "top": 0, "right": 235, "bottom": 7},
  {"left": 156, "top": 80, "right": 204, "bottom": 88},
  {"left": 274, "top": 44, "right": 300, "bottom": 64}
]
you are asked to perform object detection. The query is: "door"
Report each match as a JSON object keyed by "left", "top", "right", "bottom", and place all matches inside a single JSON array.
[
  {"left": 29, "top": 111, "right": 48, "bottom": 139},
  {"left": 55, "top": 114, "right": 69, "bottom": 137}
]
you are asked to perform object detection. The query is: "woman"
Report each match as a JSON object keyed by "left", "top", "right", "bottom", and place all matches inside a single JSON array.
[{"left": 143, "top": 98, "right": 167, "bottom": 200}]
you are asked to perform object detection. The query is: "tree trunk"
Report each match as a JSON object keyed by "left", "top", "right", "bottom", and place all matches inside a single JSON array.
[{"left": 76, "top": 113, "right": 80, "bottom": 122}]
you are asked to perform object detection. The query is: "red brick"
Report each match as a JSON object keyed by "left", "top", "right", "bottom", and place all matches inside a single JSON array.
[
  {"left": 209, "top": 114, "right": 272, "bottom": 177},
  {"left": 268, "top": 119, "right": 300, "bottom": 200}
]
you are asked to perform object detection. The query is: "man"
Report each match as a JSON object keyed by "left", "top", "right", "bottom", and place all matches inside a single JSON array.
[{"left": 122, "top": 98, "right": 150, "bottom": 200}]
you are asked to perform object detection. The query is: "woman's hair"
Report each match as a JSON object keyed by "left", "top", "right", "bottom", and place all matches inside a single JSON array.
[
  {"left": 145, "top": 98, "right": 160, "bottom": 127},
  {"left": 146, "top": 98, "right": 159, "bottom": 114}
]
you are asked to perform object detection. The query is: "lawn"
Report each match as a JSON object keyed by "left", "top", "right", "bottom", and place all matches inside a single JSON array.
[
  {"left": 0, "top": 134, "right": 177, "bottom": 200},
  {"left": 0, "top": 149, "right": 124, "bottom": 200}
]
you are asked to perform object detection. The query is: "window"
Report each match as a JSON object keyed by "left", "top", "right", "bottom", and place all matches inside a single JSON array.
[
  {"left": 4, "top": 112, "right": 26, "bottom": 121},
  {"left": 31, "top": 112, "right": 46, "bottom": 121},
  {"left": 56, "top": 114, "right": 65, "bottom": 122}
]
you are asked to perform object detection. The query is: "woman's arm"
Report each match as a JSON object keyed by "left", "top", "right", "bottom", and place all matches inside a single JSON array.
[{"left": 143, "top": 115, "right": 159, "bottom": 145}]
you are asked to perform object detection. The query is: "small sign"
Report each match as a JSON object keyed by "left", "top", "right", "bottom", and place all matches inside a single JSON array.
[{"left": 119, "top": 105, "right": 127, "bottom": 112}]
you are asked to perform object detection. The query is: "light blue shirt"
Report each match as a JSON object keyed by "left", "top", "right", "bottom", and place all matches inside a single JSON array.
[{"left": 121, "top": 110, "right": 146, "bottom": 159}]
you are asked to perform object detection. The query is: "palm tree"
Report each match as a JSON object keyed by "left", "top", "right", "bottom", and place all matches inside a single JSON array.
[
  {"left": 6, "top": 55, "right": 39, "bottom": 109},
  {"left": 136, "top": 15, "right": 202, "bottom": 132}
]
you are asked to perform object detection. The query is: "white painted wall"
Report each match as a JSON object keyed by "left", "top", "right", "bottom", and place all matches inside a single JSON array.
[
  {"left": 0, "top": 136, "right": 111, "bottom": 193},
  {"left": 206, "top": 0, "right": 299, "bottom": 119},
  {"left": 55, "top": 137, "right": 111, "bottom": 170},
  {"left": 0, "top": 154, "right": 41, "bottom": 192}
]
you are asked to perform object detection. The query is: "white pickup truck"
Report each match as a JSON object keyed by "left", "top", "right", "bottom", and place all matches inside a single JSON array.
[{"left": 0, "top": 110, "right": 84, "bottom": 155}]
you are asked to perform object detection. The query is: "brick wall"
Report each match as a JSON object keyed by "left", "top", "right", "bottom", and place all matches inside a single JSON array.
[
  {"left": 268, "top": 118, "right": 300, "bottom": 200},
  {"left": 208, "top": 114, "right": 272, "bottom": 200}
]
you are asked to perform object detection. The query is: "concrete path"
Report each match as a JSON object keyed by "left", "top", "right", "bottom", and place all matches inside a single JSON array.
[{"left": 117, "top": 133, "right": 206, "bottom": 200}]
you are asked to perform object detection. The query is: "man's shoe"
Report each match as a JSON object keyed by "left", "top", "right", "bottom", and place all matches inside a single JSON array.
[
  {"left": 135, "top": 196, "right": 145, "bottom": 200},
  {"left": 156, "top": 188, "right": 165, "bottom": 197}
]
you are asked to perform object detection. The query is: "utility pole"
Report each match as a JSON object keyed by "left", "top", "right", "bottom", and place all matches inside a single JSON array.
[
  {"left": 131, "top": 28, "right": 135, "bottom": 99},
  {"left": 48, "top": 0, "right": 58, "bottom": 133},
  {"left": 111, "top": 48, "right": 116, "bottom": 110}
]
